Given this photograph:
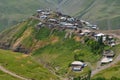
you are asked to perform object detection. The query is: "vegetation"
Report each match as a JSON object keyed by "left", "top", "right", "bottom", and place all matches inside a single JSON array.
[
  {"left": 0, "top": 49, "right": 58, "bottom": 80},
  {"left": 92, "top": 44, "right": 120, "bottom": 80},
  {"left": 0, "top": 0, "right": 120, "bottom": 31},
  {"left": 84, "top": 37, "right": 105, "bottom": 54},
  {"left": 0, "top": 71, "right": 20, "bottom": 80},
  {"left": 34, "top": 27, "right": 51, "bottom": 40},
  {"left": 0, "top": 13, "right": 119, "bottom": 79},
  {"left": 0, "top": 0, "right": 58, "bottom": 31},
  {"left": 33, "top": 35, "right": 103, "bottom": 76}
]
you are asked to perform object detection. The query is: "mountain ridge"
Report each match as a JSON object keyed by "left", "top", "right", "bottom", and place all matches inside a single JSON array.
[{"left": 0, "top": 0, "right": 120, "bottom": 31}]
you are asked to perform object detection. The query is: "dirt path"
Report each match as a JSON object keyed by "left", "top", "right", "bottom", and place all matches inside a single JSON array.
[
  {"left": 0, "top": 65, "right": 30, "bottom": 80},
  {"left": 91, "top": 53, "right": 120, "bottom": 77},
  {"left": 92, "top": 30, "right": 120, "bottom": 39},
  {"left": 90, "top": 30, "right": 120, "bottom": 77}
]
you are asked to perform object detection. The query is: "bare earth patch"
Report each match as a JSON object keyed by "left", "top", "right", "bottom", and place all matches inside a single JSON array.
[
  {"left": 74, "top": 36, "right": 81, "bottom": 42},
  {"left": 12, "top": 27, "right": 32, "bottom": 49},
  {"left": 50, "top": 36, "right": 59, "bottom": 44}
]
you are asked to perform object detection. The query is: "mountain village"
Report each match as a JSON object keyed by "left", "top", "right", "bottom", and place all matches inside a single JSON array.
[
  {"left": 34, "top": 9, "right": 117, "bottom": 73},
  {"left": 0, "top": 0, "right": 120, "bottom": 79}
]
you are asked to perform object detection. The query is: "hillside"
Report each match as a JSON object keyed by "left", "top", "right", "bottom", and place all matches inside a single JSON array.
[
  {"left": 0, "top": 49, "right": 58, "bottom": 80},
  {"left": 0, "top": 0, "right": 120, "bottom": 31},
  {"left": 1, "top": 9, "right": 120, "bottom": 79},
  {"left": 92, "top": 61, "right": 120, "bottom": 80},
  {"left": 58, "top": 0, "right": 120, "bottom": 30},
  {"left": 0, "top": 11, "right": 107, "bottom": 79},
  {"left": 0, "top": 0, "right": 57, "bottom": 31},
  {"left": 92, "top": 45, "right": 120, "bottom": 80}
]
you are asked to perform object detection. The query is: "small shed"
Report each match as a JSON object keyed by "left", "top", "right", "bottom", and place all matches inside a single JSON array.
[
  {"left": 82, "top": 29, "right": 91, "bottom": 35},
  {"left": 91, "top": 25, "right": 99, "bottom": 30},
  {"left": 110, "top": 42, "right": 116, "bottom": 47},
  {"left": 103, "top": 50, "right": 115, "bottom": 57},
  {"left": 67, "top": 17, "right": 75, "bottom": 22},
  {"left": 95, "top": 33, "right": 105, "bottom": 37},
  {"left": 49, "top": 19, "right": 57, "bottom": 22},
  {"left": 60, "top": 22, "right": 73, "bottom": 26},
  {"left": 36, "top": 9, "right": 43, "bottom": 13},
  {"left": 101, "top": 57, "right": 113, "bottom": 64},
  {"left": 82, "top": 30, "right": 91, "bottom": 33},
  {"left": 40, "top": 15, "right": 47, "bottom": 19},
  {"left": 94, "top": 33, "right": 105, "bottom": 41},
  {"left": 41, "top": 12, "right": 50, "bottom": 15},
  {"left": 60, "top": 17, "right": 67, "bottom": 21},
  {"left": 71, "top": 61, "right": 85, "bottom": 71}
]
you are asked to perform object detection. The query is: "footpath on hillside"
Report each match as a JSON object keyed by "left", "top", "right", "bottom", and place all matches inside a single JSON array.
[
  {"left": 91, "top": 31, "right": 120, "bottom": 77},
  {"left": 0, "top": 65, "right": 30, "bottom": 80}
]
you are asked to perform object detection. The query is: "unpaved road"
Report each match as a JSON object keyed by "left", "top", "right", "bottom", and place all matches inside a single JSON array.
[
  {"left": 91, "top": 50, "right": 120, "bottom": 77},
  {"left": 0, "top": 65, "right": 30, "bottom": 80},
  {"left": 85, "top": 30, "right": 120, "bottom": 77},
  {"left": 93, "top": 30, "right": 120, "bottom": 39},
  {"left": 91, "top": 30, "right": 120, "bottom": 77}
]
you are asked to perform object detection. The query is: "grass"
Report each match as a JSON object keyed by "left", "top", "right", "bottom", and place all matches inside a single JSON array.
[
  {"left": 0, "top": 71, "right": 20, "bottom": 80},
  {"left": 33, "top": 33, "right": 101, "bottom": 76},
  {"left": 0, "top": 0, "right": 120, "bottom": 31},
  {"left": 92, "top": 62, "right": 120, "bottom": 80},
  {"left": 68, "top": 66, "right": 91, "bottom": 78},
  {"left": 92, "top": 44, "right": 120, "bottom": 80},
  {"left": 34, "top": 27, "right": 51, "bottom": 40},
  {"left": 0, "top": 0, "right": 58, "bottom": 31},
  {"left": 0, "top": 49, "right": 58, "bottom": 80}
]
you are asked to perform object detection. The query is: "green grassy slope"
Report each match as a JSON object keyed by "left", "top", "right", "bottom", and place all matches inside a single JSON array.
[
  {"left": 0, "top": 49, "right": 58, "bottom": 80},
  {"left": 59, "top": 0, "right": 95, "bottom": 16},
  {"left": 92, "top": 44, "right": 120, "bottom": 80},
  {"left": 0, "top": 14, "right": 120, "bottom": 79},
  {"left": 79, "top": 0, "right": 120, "bottom": 30},
  {"left": 0, "top": 0, "right": 120, "bottom": 31},
  {"left": 0, "top": 0, "right": 57, "bottom": 31},
  {"left": 58, "top": 0, "right": 120, "bottom": 30},
  {"left": 0, "top": 18, "right": 102, "bottom": 78},
  {"left": 0, "top": 70, "right": 20, "bottom": 80},
  {"left": 92, "top": 62, "right": 120, "bottom": 80}
]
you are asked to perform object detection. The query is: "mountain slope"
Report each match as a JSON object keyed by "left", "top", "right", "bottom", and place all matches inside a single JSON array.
[
  {"left": 0, "top": 17, "right": 101, "bottom": 79},
  {"left": 0, "top": 11, "right": 120, "bottom": 79},
  {"left": 0, "top": 0, "right": 120, "bottom": 31},
  {"left": 58, "top": 0, "right": 120, "bottom": 30},
  {"left": 0, "top": 0, "right": 57, "bottom": 31},
  {"left": 0, "top": 49, "right": 58, "bottom": 80}
]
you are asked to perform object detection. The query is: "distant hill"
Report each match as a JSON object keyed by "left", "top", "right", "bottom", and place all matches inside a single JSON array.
[
  {"left": 0, "top": 0, "right": 120, "bottom": 31},
  {"left": 0, "top": 0, "right": 57, "bottom": 31},
  {"left": 58, "top": 0, "right": 120, "bottom": 30}
]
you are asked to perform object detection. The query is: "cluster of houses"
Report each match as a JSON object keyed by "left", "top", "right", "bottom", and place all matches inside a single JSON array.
[
  {"left": 35, "top": 9, "right": 117, "bottom": 71},
  {"left": 36, "top": 9, "right": 98, "bottom": 30},
  {"left": 36, "top": 9, "right": 116, "bottom": 47},
  {"left": 94, "top": 33, "right": 116, "bottom": 47},
  {"left": 101, "top": 50, "right": 115, "bottom": 64},
  {"left": 37, "top": 9, "right": 116, "bottom": 40},
  {"left": 79, "top": 30, "right": 116, "bottom": 47}
]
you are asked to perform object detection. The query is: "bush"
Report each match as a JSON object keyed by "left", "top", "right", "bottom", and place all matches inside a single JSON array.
[
  {"left": 85, "top": 37, "right": 104, "bottom": 54},
  {"left": 111, "top": 76, "right": 120, "bottom": 80},
  {"left": 93, "top": 77, "right": 106, "bottom": 80}
]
